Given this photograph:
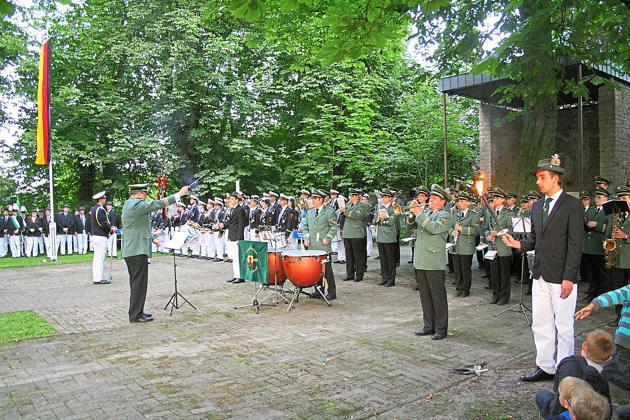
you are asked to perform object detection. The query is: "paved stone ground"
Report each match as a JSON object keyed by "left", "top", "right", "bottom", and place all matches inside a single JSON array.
[{"left": 0, "top": 248, "right": 621, "bottom": 419}]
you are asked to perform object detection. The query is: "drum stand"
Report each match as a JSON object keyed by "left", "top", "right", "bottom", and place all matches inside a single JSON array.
[
  {"left": 287, "top": 285, "right": 331, "bottom": 312},
  {"left": 234, "top": 282, "right": 278, "bottom": 314},
  {"left": 164, "top": 251, "right": 197, "bottom": 316},
  {"left": 493, "top": 245, "right": 532, "bottom": 326}
]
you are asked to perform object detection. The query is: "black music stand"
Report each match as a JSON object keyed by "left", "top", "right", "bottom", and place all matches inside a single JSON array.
[
  {"left": 164, "top": 232, "right": 196, "bottom": 316},
  {"left": 494, "top": 217, "right": 532, "bottom": 325}
]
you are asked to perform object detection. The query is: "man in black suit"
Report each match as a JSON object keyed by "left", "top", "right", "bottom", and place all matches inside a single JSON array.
[
  {"left": 56, "top": 205, "right": 74, "bottom": 255},
  {"left": 0, "top": 208, "right": 8, "bottom": 257},
  {"left": 222, "top": 192, "right": 248, "bottom": 283},
  {"left": 503, "top": 154, "right": 583, "bottom": 382}
]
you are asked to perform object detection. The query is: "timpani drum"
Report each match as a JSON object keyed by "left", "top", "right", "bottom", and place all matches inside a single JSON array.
[{"left": 281, "top": 249, "right": 327, "bottom": 287}]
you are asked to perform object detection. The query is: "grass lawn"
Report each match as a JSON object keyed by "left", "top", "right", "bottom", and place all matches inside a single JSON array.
[
  {"left": 0, "top": 253, "right": 94, "bottom": 269},
  {"left": 0, "top": 310, "right": 56, "bottom": 343}
]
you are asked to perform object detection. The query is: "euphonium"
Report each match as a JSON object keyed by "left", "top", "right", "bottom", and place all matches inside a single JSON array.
[{"left": 604, "top": 213, "right": 623, "bottom": 269}]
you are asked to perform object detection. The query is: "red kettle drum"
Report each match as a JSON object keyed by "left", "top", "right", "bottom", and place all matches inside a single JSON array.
[
  {"left": 281, "top": 249, "right": 327, "bottom": 287},
  {"left": 267, "top": 251, "right": 287, "bottom": 286}
]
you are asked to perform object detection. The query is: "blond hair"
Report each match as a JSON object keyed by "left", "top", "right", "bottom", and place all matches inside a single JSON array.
[{"left": 584, "top": 329, "right": 615, "bottom": 364}]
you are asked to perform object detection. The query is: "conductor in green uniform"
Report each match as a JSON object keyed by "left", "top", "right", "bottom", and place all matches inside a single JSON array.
[
  {"left": 303, "top": 189, "right": 338, "bottom": 300},
  {"left": 411, "top": 184, "right": 453, "bottom": 340},
  {"left": 122, "top": 183, "right": 189, "bottom": 323}
]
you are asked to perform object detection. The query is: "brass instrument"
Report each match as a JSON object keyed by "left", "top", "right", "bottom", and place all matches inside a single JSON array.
[
  {"left": 187, "top": 220, "right": 211, "bottom": 234},
  {"left": 604, "top": 213, "right": 624, "bottom": 269}
]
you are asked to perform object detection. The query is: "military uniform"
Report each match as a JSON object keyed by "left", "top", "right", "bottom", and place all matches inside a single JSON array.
[
  {"left": 450, "top": 193, "right": 480, "bottom": 296},
  {"left": 485, "top": 198, "right": 514, "bottom": 305},
  {"left": 605, "top": 186, "right": 630, "bottom": 322},
  {"left": 413, "top": 185, "right": 453, "bottom": 339},
  {"left": 55, "top": 207, "right": 74, "bottom": 255},
  {"left": 342, "top": 189, "right": 371, "bottom": 282},
  {"left": 91, "top": 191, "right": 112, "bottom": 284},
  {"left": 582, "top": 188, "right": 611, "bottom": 300},
  {"left": 106, "top": 204, "right": 119, "bottom": 257},
  {"left": 303, "top": 189, "right": 338, "bottom": 298},
  {"left": 122, "top": 183, "right": 181, "bottom": 322},
  {"left": 375, "top": 189, "right": 400, "bottom": 287},
  {"left": 0, "top": 211, "right": 8, "bottom": 257}
]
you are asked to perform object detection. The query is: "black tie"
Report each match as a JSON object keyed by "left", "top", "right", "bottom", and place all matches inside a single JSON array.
[{"left": 316, "top": 208, "right": 320, "bottom": 217}]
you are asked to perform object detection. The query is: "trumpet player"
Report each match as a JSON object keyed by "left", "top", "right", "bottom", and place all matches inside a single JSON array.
[
  {"left": 198, "top": 199, "right": 215, "bottom": 259},
  {"left": 211, "top": 198, "right": 226, "bottom": 262},
  {"left": 582, "top": 188, "right": 611, "bottom": 301},
  {"left": 484, "top": 188, "right": 514, "bottom": 305},
  {"left": 605, "top": 186, "right": 630, "bottom": 326},
  {"left": 376, "top": 189, "right": 399, "bottom": 287},
  {"left": 246, "top": 195, "right": 261, "bottom": 241},
  {"left": 450, "top": 192, "right": 479, "bottom": 297}
]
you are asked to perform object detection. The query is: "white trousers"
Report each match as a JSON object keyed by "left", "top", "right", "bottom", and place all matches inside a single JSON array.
[
  {"left": 25, "top": 236, "right": 38, "bottom": 257},
  {"left": 189, "top": 237, "right": 200, "bottom": 256},
  {"left": 227, "top": 240, "right": 240, "bottom": 279},
  {"left": 73, "top": 234, "right": 79, "bottom": 252},
  {"left": 212, "top": 233, "right": 224, "bottom": 259},
  {"left": 366, "top": 226, "right": 374, "bottom": 257},
  {"left": 9, "top": 235, "right": 21, "bottom": 257},
  {"left": 88, "top": 234, "right": 94, "bottom": 251},
  {"left": 337, "top": 238, "right": 346, "bottom": 261},
  {"left": 92, "top": 236, "right": 107, "bottom": 283},
  {"left": 37, "top": 236, "right": 45, "bottom": 254},
  {"left": 200, "top": 232, "right": 214, "bottom": 257},
  {"left": 44, "top": 235, "right": 52, "bottom": 257},
  {"left": 57, "top": 233, "right": 72, "bottom": 255},
  {"left": 531, "top": 277, "right": 577, "bottom": 374},
  {"left": 0, "top": 236, "right": 7, "bottom": 257},
  {"left": 77, "top": 232, "right": 87, "bottom": 254},
  {"left": 107, "top": 233, "right": 117, "bottom": 257}
]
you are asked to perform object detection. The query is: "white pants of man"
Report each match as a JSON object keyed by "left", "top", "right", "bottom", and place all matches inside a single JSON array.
[
  {"left": 9, "top": 235, "right": 21, "bottom": 257},
  {"left": 227, "top": 240, "right": 240, "bottom": 279},
  {"left": 92, "top": 236, "right": 107, "bottom": 283},
  {"left": 0, "top": 236, "right": 7, "bottom": 257},
  {"left": 212, "top": 233, "right": 223, "bottom": 260},
  {"left": 337, "top": 238, "right": 346, "bottom": 261},
  {"left": 366, "top": 226, "right": 374, "bottom": 257},
  {"left": 107, "top": 233, "right": 117, "bottom": 257},
  {"left": 189, "top": 236, "right": 200, "bottom": 256},
  {"left": 77, "top": 232, "right": 87, "bottom": 254},
  {"left": 57, "top": 233, "right": 72, "bottom": 255},
  {"left": 73, "top": 234, "right": 79, "bottom": 253},
  {"left": 88, "top": 234, "right": 94, "bottom": 251},
  {"left": 37, "top": 236, "right": 45, "bottom": 255},
  {"left": 25, "top": 236, "right": 37, "bottom": 257},
  {"left": 244, "top": 227, "right": 251, "bottom": 241},
  {"left": 531, "top": 277, "right": 577, "bottom": 374},
  {"left": 200, "top": 232, "right": 213, "bottom": 257}
]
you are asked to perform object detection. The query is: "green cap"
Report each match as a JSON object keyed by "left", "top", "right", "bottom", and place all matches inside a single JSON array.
[
  {"left": 520, "top": 195, "right": 529, "bottom": 202},
  {"left": 527, "top": 190, "right": 540, "bottom": 200},
  {"left": 311, "top": 189, "right": 327, "bottom": 198},
  {"left": 456, "top": 191, "right": 472, "bottom": 201},
  {"left": 506, "top": 191, "right": 517, "bottom": 199},
  {"left": 129, "top": 183, "right": 150, "bottom": 192},
  {"left": 348, "top": 188, "right": 362, "bottom": 195},
  {"left": 429, "top": 184, "right": 448, "bottom": 200},
  {"left": 534, "top": 153, "right": 565, "bottom": 175},
  {"left": 594, "top": 188, "right": 611, "bottom": 198},
  {"left": 579, "top": 191, "right": 591, "bottom": 199},
  {"left": 379, "top": 189, "right": 394, "bottom": 197},
  {"left": 616, "top": 186, "right": 630, "bottom": 197},
  {"left": 492, "top": 187, "right": 507, "bottom": 199},
  {"left": 415, "top": 185, "right": 429, "bottom": 196},
  {"left": 595, "top": 176, "right": 610, "bottom": 185}
]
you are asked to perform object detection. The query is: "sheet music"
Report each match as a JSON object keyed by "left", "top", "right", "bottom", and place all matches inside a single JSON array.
[
  {"left": 475, "top": 243, "right": 488, "bottom": 251},
  {"left": 164, "top": 231, "right": 188, "bottom": 250},
  {"left": 483, "top": 250, "right": 498, "bottom": 260},
  {"left": 512, "top": 217, "right": 531, "bottom": 233}
]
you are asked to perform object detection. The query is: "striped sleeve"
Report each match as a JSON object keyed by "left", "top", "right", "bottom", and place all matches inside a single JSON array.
[{"left": 593, "top": 285, "right": 630, "bottom": 309}]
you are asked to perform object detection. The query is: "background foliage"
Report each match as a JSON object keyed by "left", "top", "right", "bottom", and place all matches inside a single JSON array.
[{"left": 1, "top": 0, "right": 478, "bottom": 210}]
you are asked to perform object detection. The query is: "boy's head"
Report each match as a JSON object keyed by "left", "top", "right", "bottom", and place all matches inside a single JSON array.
[
  {"left": 558, "top": 377, "right": 610, "bottom": 420},
  {"left": 581, "top": 329, "right": 615, "bottom": 364}
]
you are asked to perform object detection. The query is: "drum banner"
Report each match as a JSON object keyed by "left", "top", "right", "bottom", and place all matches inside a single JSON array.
[{"left": 238, "top": 240, "right": 268, "bottom": 284}]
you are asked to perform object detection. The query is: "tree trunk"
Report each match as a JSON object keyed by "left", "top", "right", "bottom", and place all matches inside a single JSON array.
[{"left": 517, "top": 0, "right": 560, "bottom": 194}]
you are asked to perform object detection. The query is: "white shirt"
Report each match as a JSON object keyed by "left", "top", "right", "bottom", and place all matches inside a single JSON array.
[{"left": 544, "top": 189, "right": 563, "bottom": 214}]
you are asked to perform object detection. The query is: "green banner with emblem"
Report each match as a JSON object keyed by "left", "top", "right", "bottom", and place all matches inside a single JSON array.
[{"left": 238, "top": 240, "right": 268, "bottom": 284}]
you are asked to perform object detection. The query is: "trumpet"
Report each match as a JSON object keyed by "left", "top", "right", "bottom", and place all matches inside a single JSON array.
[{"left": 187, "top": 220, "right": 211, "bottom": 234}]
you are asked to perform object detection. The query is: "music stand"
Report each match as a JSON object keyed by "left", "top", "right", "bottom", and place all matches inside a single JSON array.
[
  {"left": 494, "top": 217, "right": 532, "bottom": 325},
  {"left": 163, "top": 231, "right": 196, "bottom": 315}
]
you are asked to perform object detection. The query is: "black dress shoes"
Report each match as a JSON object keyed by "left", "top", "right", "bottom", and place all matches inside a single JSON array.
[
  {"left": 520, "top": 368, "right": 554, "bottom": 382},
  {"left": 431, "top": 333, "right": 446, "bottom": 340},
  {"left": 354, "top": 278, "right": 363, "bottom": 282},
  {"left": 343, "top": 277, "right": 354, "bottom": 282},
  {"left": 130, "top": 314, "right": 154, "bottom": 323},
  {"left": 377, "top": 280, "right": 388, "bottom": 286},
  {"left": 497, "top": 300, "right": 509, "bottom": 306},
  {"left": 384, "top": 283, "right": 395, "bottom": 287},
  {"left": 455, "top": 291, "right": 462, "bottom": 297},
  {"left": 325, "top": 294, "right": 336, "bottom": 301},
  {"left": 226, "top": 278, "right": 236, "bottom": 283},
  {"left": 143, "top": 313, "right": 152, "bottom": 318},
  {"left": 414, "top": 330, "right": 434, "bottom": 336},
  {"left": 232, "top": 278, "right": 245, "bottom": 284}
]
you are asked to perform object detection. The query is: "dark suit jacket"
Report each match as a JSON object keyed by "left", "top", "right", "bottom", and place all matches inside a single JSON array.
[
  {"left": 520, "top": 191, "right": 583, "bottom": 284},
  {"left": 56, "top": 212, "right": 74, "bottom": 234},
  {"left": 226, "top": 205, "right": 247, "bottom": 241}
]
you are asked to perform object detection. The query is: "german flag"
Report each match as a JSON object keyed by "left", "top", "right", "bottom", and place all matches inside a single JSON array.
[{"left": 35, "top": 41, "right": 51, "bottom": 165}]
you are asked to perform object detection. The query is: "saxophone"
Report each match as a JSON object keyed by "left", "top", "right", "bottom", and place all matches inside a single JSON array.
[{"left": 604, "top": 213, "right": 624, "bottom": 269}]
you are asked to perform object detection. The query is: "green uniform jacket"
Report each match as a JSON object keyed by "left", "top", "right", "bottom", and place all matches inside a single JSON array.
[
  {"left": 450, "top": 209, "right": 480, "bottom": 256},
  {"left": 375, "top": 205, "right": 399, "bottom": 243},
  {"left": 583, "top": 206, "right": 608, "bottom": 255},
  {"left": 122, "top": 194, "right": 178, "bottom": 258},
  {"left": 605, "top": 213, "right": 630, "bottom": 269},
  {"left": 413, "top": 208, "right": 453, "bottom": 270},
  {"left": 304, "top": 205, "right": 338, "bottom": 253},
  {"left": 342, "top": 202, "right": 370, "bottom": 239},
  {"left": 484, "top": 206, "right": 514, "bottom": 257}
]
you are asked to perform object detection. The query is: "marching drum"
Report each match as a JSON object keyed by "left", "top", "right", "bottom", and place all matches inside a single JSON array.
[
  {"left": 281, "top": 249, "right": 327, "bottom": 287},
  {"left": 267, "top": 251, "right": 287, "bottom": 286}
]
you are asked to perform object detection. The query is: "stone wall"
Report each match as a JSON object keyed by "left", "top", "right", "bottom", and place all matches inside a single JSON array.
[{"left": 599, "top": 83, "right": 630, "bottom": 188}]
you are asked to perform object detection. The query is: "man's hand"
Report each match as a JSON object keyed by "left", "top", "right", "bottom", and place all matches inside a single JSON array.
[
  {"left": 560, "top": 280, "right": 574, "bottom": 299},
  {"left": 501, "top": 233, "right": 521, "bottom": 249},
  {"left": 62, "top": 227, "right": 68, "bottom": 232},
  {"left": 322, "top": 239, "right": 329, "bottom": 246},
  {"left": 586, "top": 221, "right": 597, "bottom": 229},
  {"left": 219, "top": 223, "right": 225, "bottom": 230},
  {"left": 152, "top": 239, "right": 162, "bottom": 247},
  {"left": 575, "top": 303, "right": 595, "bottom": 320},
  {"left": 487, "top": 233, "right": 496, "bottom": 243},
  {"left": 111, "top": 226, "right": 117, "bottom": 233},
  {"left": 178, "top": 185, "right": 190, "bottom": 197},
  {"left": 455, "top": 223, "right": 463, "bottom": 232},
  {"left": 613, "top": 229, "right": 628, "bottom": 240},
  {"left": 304, "top": 240, "right": 310, "bottom": 248}
]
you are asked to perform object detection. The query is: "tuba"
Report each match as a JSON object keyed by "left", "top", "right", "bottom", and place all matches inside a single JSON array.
[{"left": 604, "top": 213, "right": 624, "bottom": 269}]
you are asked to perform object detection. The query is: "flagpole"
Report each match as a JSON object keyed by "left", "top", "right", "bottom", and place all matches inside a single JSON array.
[{"left": 47, "top": 40, "right": 56, "bottom": 261}]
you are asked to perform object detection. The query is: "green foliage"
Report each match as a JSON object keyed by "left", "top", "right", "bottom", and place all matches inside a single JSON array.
[{"left": 0, "top": 310, "right": 56, "bottom": 343}]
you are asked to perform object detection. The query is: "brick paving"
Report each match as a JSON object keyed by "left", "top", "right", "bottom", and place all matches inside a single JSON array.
[{"left": 0, "top": 248, "right": 619, "bottom": 419}]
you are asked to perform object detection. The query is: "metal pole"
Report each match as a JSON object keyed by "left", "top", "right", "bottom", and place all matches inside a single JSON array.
[
  {"left": 48, "top": 40, "right": 57, "bottom": 261},
  {"left": 578, "top": 64, "right": 584, "bottom": 192},
  {"left": 443, "top": 93, "right": 448, "bottom": 188}
]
